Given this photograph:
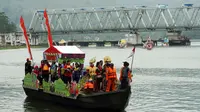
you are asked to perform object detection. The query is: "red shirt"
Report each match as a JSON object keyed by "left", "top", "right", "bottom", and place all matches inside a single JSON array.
[{"left": 64, "top": 64, "right": 73, "bottom": 77}]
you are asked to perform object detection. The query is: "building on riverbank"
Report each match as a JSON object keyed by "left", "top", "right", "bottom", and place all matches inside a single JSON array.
[{"left": 0, "top": 32, "right": 40, "bottom": 46}]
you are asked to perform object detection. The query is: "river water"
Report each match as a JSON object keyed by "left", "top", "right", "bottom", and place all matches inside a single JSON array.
[{"left": 0, "top": 46, "right": 200, "bottom": 112}]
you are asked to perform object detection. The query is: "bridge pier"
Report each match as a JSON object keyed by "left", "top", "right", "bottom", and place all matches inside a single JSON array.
[
  {"left": 135, "top": 32, "right": 140, "bottom": 44},
  {"left": 0, "top": 34, "right": 6, "bottom": 46},
  {"left": 167, "top": 31, "right": 181, "bottom": 40},
  {"left": 30, "top": 33, "right": 40, "bottom": 45},
  {"left": 125, "top": 32, "right": 143, "bottom": 45}
]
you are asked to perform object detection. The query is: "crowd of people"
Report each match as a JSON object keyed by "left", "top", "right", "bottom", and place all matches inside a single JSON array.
[{"left": 24, "top": 56, "right": 133, "bottom": 94}]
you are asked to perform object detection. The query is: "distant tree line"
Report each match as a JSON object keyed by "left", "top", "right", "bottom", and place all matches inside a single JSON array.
[{"left": 0, "top": 12, "right": 17, "bottom": 33}]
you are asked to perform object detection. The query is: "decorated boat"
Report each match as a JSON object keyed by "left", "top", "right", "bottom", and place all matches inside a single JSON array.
[
  {"left": 21, "top": 9, "right": 131, "bottom": 111},
  {"left": 143, "top": 37, "right": 154, "bottom": 50},
  {"left": 118, "top": 39, "right": 127, "bottom": 48},
  {"left": 22, "top": 45, "right": 131, "bottom": 112}
]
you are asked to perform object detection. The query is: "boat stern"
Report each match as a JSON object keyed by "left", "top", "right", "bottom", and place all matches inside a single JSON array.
[{"left": 77, "top": 86, "right": 132, "bottom": 111}]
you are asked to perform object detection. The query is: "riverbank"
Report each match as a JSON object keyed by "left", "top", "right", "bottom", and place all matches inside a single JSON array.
[{"left": 0, "top": 44, "right": 48, "bottom": 50}]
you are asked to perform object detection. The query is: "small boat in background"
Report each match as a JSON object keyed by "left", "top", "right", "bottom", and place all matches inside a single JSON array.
[
  {"left": 104, "top": 42, "right": 112, "bottom": 47},
  {"left": 88, "top": 43, "right": 97, "bottom": 47},
  {"left": 143, "top": 37, "right": 154, "bottom": 50},
  {"left": 118, "top": 39, "right": 127, "bottom": 48}
]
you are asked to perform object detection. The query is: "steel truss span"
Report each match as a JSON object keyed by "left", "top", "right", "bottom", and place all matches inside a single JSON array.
[{"left": 29, "top": 6, "right": 200, "bottom": 34}]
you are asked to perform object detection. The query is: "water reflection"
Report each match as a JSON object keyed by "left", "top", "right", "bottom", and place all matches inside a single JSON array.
[{"left": 23, "top": 97, "right": 126, "bottom": 112}]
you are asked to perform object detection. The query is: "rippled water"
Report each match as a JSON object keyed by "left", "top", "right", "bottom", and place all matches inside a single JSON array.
[{"left": 0, "top": 47, "right": 200, "bottom": 112}]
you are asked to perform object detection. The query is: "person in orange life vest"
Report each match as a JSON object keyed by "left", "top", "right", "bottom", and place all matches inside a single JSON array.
[
  {"left": 102, "top": 61, "right": 111, "bottom": 91},
  {"left": 70, "top": 81, "right": 79, "bottom": 97},
  {"left": 119, "top": 61, "right": 132, "bottom": 89},
  {"left": 95, "top": 62, "right": 103, "bottom": 92},
  {"left": 101, "top": 57, "right": 110, "bottom": 91},
  {"left": 63, "top": 60, "right": 73, "bottom": 85},
  {"left": 41, "top": 60, "right": 51, "bottom": 82},
  {"left": 84, "top": 78, "right": 94, "bottom": 93},
  {"left": 106, "top": 63, "right": 117, "bottom": 92}
]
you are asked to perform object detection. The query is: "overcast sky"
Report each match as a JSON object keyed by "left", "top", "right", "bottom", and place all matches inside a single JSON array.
[{"left": 1, "top": 0, "right": 200, "bottom": 10}]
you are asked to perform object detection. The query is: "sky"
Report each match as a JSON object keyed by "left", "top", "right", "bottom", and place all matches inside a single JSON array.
[
  {"left": 1, "top": 0, "right": 200, "bottom": 10},
  {"left": 0, "top": 0, "right": 200, "bottom": 25}
]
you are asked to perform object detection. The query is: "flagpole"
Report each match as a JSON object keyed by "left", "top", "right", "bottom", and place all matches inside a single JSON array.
[
  {"left": 130, "top": 53, "right": 134, "bottom": 71},
  {"left": 127, "top": 46, "right": 135, "bottom": 71}
]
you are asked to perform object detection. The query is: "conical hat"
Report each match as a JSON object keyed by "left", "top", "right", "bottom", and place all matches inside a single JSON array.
[
  {"left": 59, "top": 39, "right": 66, "bottom": 44},
  {"left": 89, "top": 57, "right": 96, "bottom": 63},
  {"left": 88, "top": 78, "right": 93, "bottom": 82},
  {"left": 104, "top": 56, "right": 111, "bottom": 63}
]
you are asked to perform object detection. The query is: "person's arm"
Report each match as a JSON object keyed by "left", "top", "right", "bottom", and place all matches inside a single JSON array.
[{"left": 128, "top": 70, "right": 132, "bottom": 82}]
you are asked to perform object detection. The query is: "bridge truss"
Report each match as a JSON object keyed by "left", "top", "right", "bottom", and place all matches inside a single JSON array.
[{"left": 29, "top": 6, "right": 200, "bottom": 34}]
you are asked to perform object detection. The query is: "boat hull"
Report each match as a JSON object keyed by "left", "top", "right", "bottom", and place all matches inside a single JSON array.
[{"left": 23, "top": 86, "right": 131, "bottom": 112}]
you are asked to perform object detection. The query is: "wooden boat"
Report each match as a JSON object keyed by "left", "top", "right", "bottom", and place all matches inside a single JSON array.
[
  {"left": 22, "top": 45, "right": 132, "bottom": 111},
  {"left": 23, "top": 82, "right": 131, "bottom": 112}
]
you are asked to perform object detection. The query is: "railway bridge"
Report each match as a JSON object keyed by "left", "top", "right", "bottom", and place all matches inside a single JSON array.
[{"left": 28, "top": 4, "right": 200, "bottom": 35}]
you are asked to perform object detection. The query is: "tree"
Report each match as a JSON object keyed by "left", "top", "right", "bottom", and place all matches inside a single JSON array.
[{"left": 0, "top": 12, "right": 17, "bottom": 33}]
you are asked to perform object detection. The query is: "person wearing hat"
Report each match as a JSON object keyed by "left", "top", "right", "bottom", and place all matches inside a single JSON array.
[
  {"left": 86, "top": 58, "right": 97, "bottom": 80},
  {"left": 119, "top": 61, "right": 132, "bottom": 89},
  {"left": 102, "top": 56, "right": 112, "bottom": 91}
]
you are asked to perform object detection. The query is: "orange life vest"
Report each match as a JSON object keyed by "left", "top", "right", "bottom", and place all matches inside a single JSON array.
[
  {"left": 107, "top": 67, "right": 117, "bottom": 79},
  {"left": 43, "top": 64, "right": 49, "bottom": 71},
  {"left": 84, "top": 82, "right": 94, "bottom": 89}
]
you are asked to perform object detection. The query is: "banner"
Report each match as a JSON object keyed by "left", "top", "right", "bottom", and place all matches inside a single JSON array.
[
  {"left": 44, "top": 9, "right": 53, "bottom": 47},
  {"left": 20, "top": 16, "right": 33, "bottom": 60}
]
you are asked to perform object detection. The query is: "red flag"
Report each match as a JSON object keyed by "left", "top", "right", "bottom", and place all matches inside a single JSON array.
[
  {"left": 20, "top": 16, "right": 33, "bottom": 60},
  {"left": 128, "top": 47, "right": 135, "bottom": 58},
  {"left": 44, "top": 9, "right": 53, "bottom": 47},
  {"left": 132, "top": 47, "right": 135, "bottom": 53}
]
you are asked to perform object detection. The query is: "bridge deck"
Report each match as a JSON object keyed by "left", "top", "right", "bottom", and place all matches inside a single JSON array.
[{"left": 29, "top": 6, "right": 200, "bottom": 34}]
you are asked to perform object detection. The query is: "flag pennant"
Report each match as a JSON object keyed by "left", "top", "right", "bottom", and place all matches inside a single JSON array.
[
  {"left": 127, "top": 47, "right": 135, "bottom": 58},
  {"left": 20, "top": 16, "right": 33, "bottom": 60},
  {"left": 44, "top": 9, "right": 53, "bottom": 47}
]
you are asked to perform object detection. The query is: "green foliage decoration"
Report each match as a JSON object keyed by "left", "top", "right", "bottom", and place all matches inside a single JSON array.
[
  {"left": 43, "top": 80, "right": 51, "bottom": 92},
  {"left": 77, "top": 75, "right": 88, "bottom": 90},
  {"left": 58, "top": 58, "right": 84, "bottom": 64},
  {"left": 54, "top": 78, "right": 70, "bottom": 97},
  {"left": 23, "top": 73, "right": 38, "bottom": 89}
]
